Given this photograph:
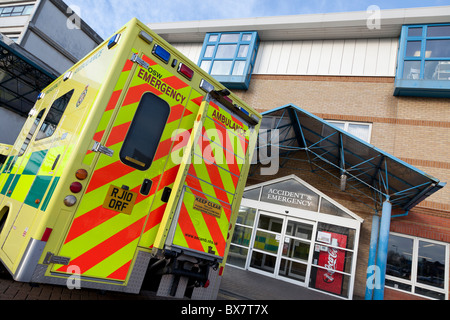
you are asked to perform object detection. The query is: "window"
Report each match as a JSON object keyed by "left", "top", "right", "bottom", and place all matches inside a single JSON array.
[
  {"left": 19, "top": 109, "right": 45, "bottom": 156},
  {"left": 395, "top": 24, "right": 450, "bottom": 97},
  {"left": 198, "top": 31, "right": 260, "bottom": 90},
  {"left": 326, "top": 120, "right": 372, "bottom": 143},
  {"left": 120, "top": 92, "right": 170, "bottom": 171},
  {"left": 228, "top": 206, "right": 256, "bottom": 268},
  {"left": 386, "top": 233, "right": 449, "bottom": 300},
  {"left": 0, "top": 5, "right": 34, "bottom": 17},
  {"left": 36, "top": 90, "right": 74, "bottom": 141}
]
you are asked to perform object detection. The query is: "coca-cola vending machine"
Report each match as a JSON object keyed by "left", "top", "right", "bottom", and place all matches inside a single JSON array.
[{"left": 312, "top": 231, "right": 347, "bottom": 295}]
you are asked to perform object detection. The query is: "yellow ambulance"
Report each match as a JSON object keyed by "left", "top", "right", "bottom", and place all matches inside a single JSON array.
[{"left": 0, "top": 18, "right": 260, "bottom": 298}]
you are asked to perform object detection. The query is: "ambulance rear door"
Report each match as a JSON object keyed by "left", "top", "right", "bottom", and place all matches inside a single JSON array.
[{"left": 165, "top": 93, "right": 255, "bottom": 262}]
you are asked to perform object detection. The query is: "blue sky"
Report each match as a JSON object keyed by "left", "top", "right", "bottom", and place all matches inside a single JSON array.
[{"left": 66, "top": 0, "right": 450, "bottom": 39}]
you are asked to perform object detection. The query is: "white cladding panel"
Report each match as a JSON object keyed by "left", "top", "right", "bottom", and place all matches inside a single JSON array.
[{"left": 173, "top": 38, "right": 398, "bottom": 77}]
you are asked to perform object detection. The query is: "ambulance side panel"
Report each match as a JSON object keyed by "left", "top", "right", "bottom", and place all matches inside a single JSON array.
[{"left": 0, "top": 24, "right": 126, "bottom": 276}]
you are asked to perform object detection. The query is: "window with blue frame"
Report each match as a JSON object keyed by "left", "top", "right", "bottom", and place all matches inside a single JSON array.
[
  {"left": 198, "top": 32, "right": 259, "bottom": 90},
  {"left": 395, "top": 24, "right": 450, "bottom": 97}
]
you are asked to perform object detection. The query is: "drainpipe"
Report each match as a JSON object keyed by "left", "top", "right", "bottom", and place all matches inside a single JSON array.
[
  {"left": 364, "top": 213, "right": 379, "bottom": 300},
  {"left": 373, "top": 198, "right": 392, "bottom": 300}
]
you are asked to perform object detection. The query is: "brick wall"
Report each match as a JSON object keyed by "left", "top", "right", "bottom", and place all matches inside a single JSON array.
[{"left": 235, "top": 74, "right": 450, "bottom": 299}]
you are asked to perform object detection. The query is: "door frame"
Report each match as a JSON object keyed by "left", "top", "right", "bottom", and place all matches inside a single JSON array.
[{"left": 247, "top": 210, "right": 317, "bottom": 287}]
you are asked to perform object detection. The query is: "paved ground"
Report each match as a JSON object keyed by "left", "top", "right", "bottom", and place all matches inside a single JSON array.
[
  {"left": 0, "top": 265, "right": 338, "bottom": 300},
  {"left": 219, "top": 265, "right": 338, "bottom": 300}
]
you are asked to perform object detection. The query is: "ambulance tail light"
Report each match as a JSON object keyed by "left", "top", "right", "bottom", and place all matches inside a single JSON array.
[
  {"left": 41, "top": 228, "right": 53, "bottom": 242},
  {"left": 178, "top": 63, "right": 194, "bottom": 80},
  {"left": 75, "top": 169, "right": 88, "bottom": 180},
  {"left": 70, "top": 182, "right": 82, "bottom": 193}
]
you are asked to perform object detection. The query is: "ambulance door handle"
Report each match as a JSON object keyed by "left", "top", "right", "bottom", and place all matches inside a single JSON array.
[
  {"left": 51, "top": 154, "right": 61, "bottom": 171},
  {"left": 140, "top": 179, "right": 152, "bottom": 196}
]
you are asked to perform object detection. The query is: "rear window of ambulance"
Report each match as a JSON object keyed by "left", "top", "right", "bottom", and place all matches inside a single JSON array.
[{"left": 120, "top": 92, "right": 170, "bottom": 171}]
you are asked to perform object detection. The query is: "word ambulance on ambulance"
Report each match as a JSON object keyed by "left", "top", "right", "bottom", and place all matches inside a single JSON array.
[{"left": 0, "top": 19, "right": 261, "bottom": 299}]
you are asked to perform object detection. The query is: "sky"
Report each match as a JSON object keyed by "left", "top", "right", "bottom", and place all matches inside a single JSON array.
[{"left": 65, "top": 0, "right": 450, "bottom": 39}]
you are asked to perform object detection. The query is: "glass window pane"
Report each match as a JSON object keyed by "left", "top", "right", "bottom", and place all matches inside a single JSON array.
[
  {"left": 279, "top": 259, "right": 307, "bottom": 282},
  {"left": 427, "top": 25, "right": 450, "bottom": 37},
  {"left": 220, "top": 33, "right": 239, "bottom": 42},
  {"left": 282, "top": 238, "right": 310, "bottom": 261},
  {"left": 120, "top": 92, "right": 170, "bottom": 170},
  {"left": 211, "top": 60, "right": 232, "bottom": 75},
  {"left": 19, "top": 109, "right": 45, "bottom": 156},
  {"left": 242, "top": 34, "right": 252, "bottom": 41},
  {"left": 36, "top": 90, "right": 74, "bottom": 141},
  {"left": 258, "top": 214, "right": 283, "bottom": 233},
  {"left": 402, "top": 60, "right": 421, "bottom": 79},
  {"left": 285, "top": 220, "right": 312, "bottom": 240},
  {"left": 327, "top": 121, "right": 345, "bottom": 130},
  {"left": 23, "top": 5, "right": 34, "bottom": 15},
  {"left": 208, "top": 34, "right": 218, "bottom": 42},
  {"left": 424, "top": 61, "right": 450, "bottom": 80},
  {"left": 238, "top": 44, "right": 249, "bottom": 57},
  {"left": 320, "top": 198, "right": 354, "bottom": 218},
  {"left": 416, "top": 240, "right": 446, "bottom": 289},
  {"left": 406, "top": 41, "right": 422, "bottom": 57},
  {"left": 2, "top": 7, "right": 12, "bottom": 13},
  {"left": 386, "top": 234, "right": 413, "bottom": 280},
  {"left": 13, "top": 6, "right": 24, "bottom": 13},
  {"left": 250, "top": 251, "right": 276, "bottom": 273},
  {"left": 425, "top": 39, "right": 450, "bottom": 58},
  {"left": 385, "top": 279, "right": 412, "bottom": 292},
  {"left": 204, "top": 45, "right": 215, "bottom": 58},
  {"left": 408, "top": 27, "right": 422, "bottom": 37},
  {"left": 254, "top": 230, "right": 279, "bottom": 254},
  {"left": 216, "top": 44, "right": 237, "bottom": 58},
  {"left": 231, "top": 225, "right": 253, "bottom": 247},
  {"left": 347, "top": 123, "right": 370, "bottom": 142},
  {"left": 227, "top": 245, "right": 248, "bottom": 268},
  {"left": 243, "top": 188, "right": 260, "bottom": 200},
  {"left": 200, "top": 60, "right": 211, "bottom": 73},
  {"left": 414, "top": 287, "right": 446, "bottom": 300},
  {"left": 236, "top": 206, "right": 256, "bottom": 226},
  {"left": 232, "top": 60, "right": 246, "bottom": 75}
]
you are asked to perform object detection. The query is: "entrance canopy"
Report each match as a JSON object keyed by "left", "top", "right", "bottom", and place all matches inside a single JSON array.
[
  {"left": 250, "top": 104, "right": 445, "bottom": 213},
  {"left": 0, "top": 35, "right": 56, "bottom": 116}
]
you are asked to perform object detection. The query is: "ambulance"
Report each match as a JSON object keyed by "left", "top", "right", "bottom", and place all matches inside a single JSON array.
[{"left": 0, "top": 18, "right": 261, "bottom": 299}]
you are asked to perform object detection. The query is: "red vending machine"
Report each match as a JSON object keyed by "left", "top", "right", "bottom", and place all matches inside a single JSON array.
[{"left": 312, "top": 231, "right": 347, "bottom": 295}]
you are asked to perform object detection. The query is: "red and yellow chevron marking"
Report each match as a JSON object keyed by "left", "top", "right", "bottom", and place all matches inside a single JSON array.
[
  {"left": 171, "top": 101, "right": 248, "bottom": 258},
  {"left": 83, "top": 54, "right": 135, "bottom": 166},
  {"left": 53, "top": 52, "right": 202, "bottom": 281}
]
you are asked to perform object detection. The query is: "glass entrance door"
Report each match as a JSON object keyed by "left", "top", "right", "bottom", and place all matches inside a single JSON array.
[
  {"left": 249, "top": 212, "right": 283, "bottom": 274},
  {"left": 278, "top": 219, "right": 314, "bottom": 283},
  {"left": 248, "top": 211, "right": 315, "bottom": 286}
]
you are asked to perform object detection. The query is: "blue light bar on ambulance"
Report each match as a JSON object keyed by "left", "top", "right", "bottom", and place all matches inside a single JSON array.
[
  {"left": 108, "top": 33, "right": 121, "bottom": 49},
  {"left": 152, "top": 44, "right": 170, "bottom": 64}
]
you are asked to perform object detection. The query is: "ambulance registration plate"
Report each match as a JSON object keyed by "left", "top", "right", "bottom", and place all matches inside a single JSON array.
[{"left": 102, "top": 185, "right": 138, "bottom": 215}]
